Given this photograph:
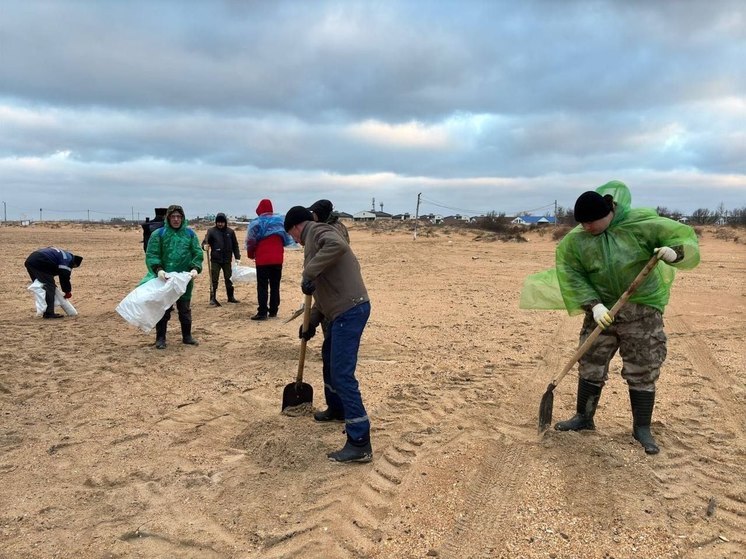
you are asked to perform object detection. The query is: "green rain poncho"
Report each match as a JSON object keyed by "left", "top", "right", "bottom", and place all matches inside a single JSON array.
[
  {"left": 141, "top": 205, "right": 203, "bottom": 300},
  {"left": 520, "top": 181, "right": 699, "bottom": 315}
]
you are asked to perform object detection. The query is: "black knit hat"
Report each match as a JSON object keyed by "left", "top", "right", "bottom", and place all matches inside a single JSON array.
[
  {"left": 284, "top": 206, "right": 313, "bottom": 232},
  {"left": 574, "top": 191, "right": 613, "bottom": 223},
  {"left": 215, "top": 212, "right": 227, "bottom": 224},
  {"left": 72, "top": 255, "right": 83, "bottom": 267},
  {"left": 308, "top": 199, "right": 333, "bottom": 223}
]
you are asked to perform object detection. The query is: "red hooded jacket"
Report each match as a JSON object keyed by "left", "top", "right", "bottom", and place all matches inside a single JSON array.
[{"left": 246, "top": 199, "right": 286, "bottom": 266}]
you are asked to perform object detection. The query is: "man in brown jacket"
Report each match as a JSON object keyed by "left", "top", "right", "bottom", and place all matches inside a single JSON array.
[{"left": 284, "top": 206, "right": 372, "bottom": 463}]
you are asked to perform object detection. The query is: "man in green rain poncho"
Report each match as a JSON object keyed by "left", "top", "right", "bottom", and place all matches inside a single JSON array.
[
  {"left": 521, "top": 181, "right": 699, "bottom": 454},
  {"left": 143, "top": 204, "right": 204, "bottom": 349}
]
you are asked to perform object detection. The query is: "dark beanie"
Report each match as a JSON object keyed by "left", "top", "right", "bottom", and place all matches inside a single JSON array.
[
  {"left": 574, "top": 191, "right": 613, "bottom": 223},
  {"left": 284, "top": 206, "right": 313, "bottom": 232},
  {"left": 215, "top": 212, "right": 227, "bottom": 224},
  {"left": 308, "top": 199, "right": 333, "bottom": 223},
  {"left": 72, "top": 255, "right": 83, "bottom": 267}
]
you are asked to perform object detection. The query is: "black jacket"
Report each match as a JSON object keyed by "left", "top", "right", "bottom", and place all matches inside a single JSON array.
[{"left": 202, "top": 226, "right": 241, "bottom": 264}]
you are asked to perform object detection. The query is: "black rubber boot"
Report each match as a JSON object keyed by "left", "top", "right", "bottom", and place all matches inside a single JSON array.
[
  {"left": 314, "top": 408, "right": 345, "bottom": 422},
  {"left": 555, "top": 378, "right": 603, "bottom": 431},
  {"left": 209, "top": 296, "right": 220, "bottom": 307},
  {"left": 226, "top": 284, "right": 239, "bottom": 303},
  {"left": 328, "top": 439, "right": 373, "bottom": 463},
  {"left": 178, "top": 301, "right": 199, "bottom": 346},
  {"left": 155, "top": 319, "right": 167, "bottom": 350},
  {"left": 630, "top": 389, "right": 660, "bottom": 455}
]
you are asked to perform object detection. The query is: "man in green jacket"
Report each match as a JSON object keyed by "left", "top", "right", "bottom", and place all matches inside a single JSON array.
[
  {"left": 144, "top": 204, "right": 203, "bottom": 349},
  {"left": 553, "top": 181, "right": 699, "bottom": 454}
]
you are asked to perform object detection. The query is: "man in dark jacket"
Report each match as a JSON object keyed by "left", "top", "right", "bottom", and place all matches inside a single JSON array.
[
  {"left": 284, "top": 206, "right": 372, "bottom": 464},
  {"left": 25, "top": 247, "right": 83, "bottom": 319},
  {"left": 245, "top": 199, "right": 294, "bottom": 320},
  {"left": 141, "top": 207, "right": 167, "bottom": 253},
  {"left": 309, "top": 199, "right": 350, "bottom": 244},
  {"left": 202, "top": 212, "right": 241, "bottom": 306}
]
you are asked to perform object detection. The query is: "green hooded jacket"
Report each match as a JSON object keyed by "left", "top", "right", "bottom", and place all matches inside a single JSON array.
[
  {"left": 520, "top": 181, "right": 700, "bottom": 315},
  {"left": 141, "top": 205, "right": 203, "bottom": 300}
]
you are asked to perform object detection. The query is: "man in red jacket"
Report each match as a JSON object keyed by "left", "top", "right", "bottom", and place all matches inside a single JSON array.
[{"left": 245, "top": 199, "right": 294, "bottom": 320}]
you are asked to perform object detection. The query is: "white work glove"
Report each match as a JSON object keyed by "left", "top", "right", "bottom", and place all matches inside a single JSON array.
[
  {"left": 157, "top": 270, "right": 168, "bottom": 281},
  {"left": 654, "top": 246, "right": 677, "bottom": 263},
  {"left": 592, "top": 303, "right": 614, "bottom": 329},
  {"left": 190, "top": 269, "right": 198, "bottom": 279},
  {"left": 235, "top": 259, "right": 241, "bottom": 266}
]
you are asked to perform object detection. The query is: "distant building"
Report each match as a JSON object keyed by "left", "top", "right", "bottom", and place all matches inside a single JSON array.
[
  {"left": 336, "top": 211, "right": 353, "bottom": 221},
  {"left": 353, "top": 211, "right": 376, "bottom": 222},
  {"left": 392, "top": 213, "right": 411, "bottom": 221},
  {"left": 443, "top": 214, "right": 470, "bottom": 224},
  {"left": 511, "top": 215, "right": 556, "bottom": 226}
]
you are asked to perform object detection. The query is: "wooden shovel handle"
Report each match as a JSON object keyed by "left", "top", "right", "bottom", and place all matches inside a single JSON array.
[
  {"left": 549, "top": 255, "right": 660, "bottom": 387},
  {"left": 296, "top": 294, "right": 313, "bottom": 384}
]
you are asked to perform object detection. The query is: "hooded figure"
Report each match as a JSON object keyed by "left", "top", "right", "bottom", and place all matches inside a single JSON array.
[
  {"left": 309, "top": 199, "right": 350, "bottom": 244},
  {"left": 24, "top": 247, "right": 83, "bottom": 318},
  {"left": 142, "top": 204, "right": 203, "bottom": 348},
  {"left": 521, "top": 181, "right": 699, "bottom": 454},
  {"left": 141, "top": 207, "right": 168, "bottom": 253},
  {"left": 202, "top": 212, "right": 241, "bottom": 306},
  {"left": 245, "top": 199, "right": 294, "bottom": 319}
]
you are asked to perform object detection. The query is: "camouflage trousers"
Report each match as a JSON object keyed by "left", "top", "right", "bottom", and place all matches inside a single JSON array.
[{"left": 578, "top": 303, "right": 666, "bottom": 391}]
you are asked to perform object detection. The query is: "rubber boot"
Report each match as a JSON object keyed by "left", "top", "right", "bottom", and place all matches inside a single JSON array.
[
  {"left": 630, "top": 389, "right": 660, "bottom": 454},
  {"left": 155, "top": 319, "right": 167, "bottom": 350},
  {"left": 314, "top": 408, "right": 345, "bottom": 422},
  {"left": 327, "top": 439, "right": 373, "bottom": 463},
  {"left": 178, "top": 301, "right": 199, "bottom": 346},
  {"left": 209, "top": 295, "right": 220, "bottom": 307},
  {"left": 226, "top": 284, "right": 239, "bottom": 303},
  {"left": 555, "top": 378, "right": 603, "bottom": 431}
]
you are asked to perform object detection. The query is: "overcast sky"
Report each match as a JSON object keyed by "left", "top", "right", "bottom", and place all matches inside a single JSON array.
[{"left": 1, "top": 0, "right": 744, "bottom": 221}]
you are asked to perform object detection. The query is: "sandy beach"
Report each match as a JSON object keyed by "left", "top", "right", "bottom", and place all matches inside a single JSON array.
[{"left": 0, "top": 223, "right": 744, "bottom": 559}]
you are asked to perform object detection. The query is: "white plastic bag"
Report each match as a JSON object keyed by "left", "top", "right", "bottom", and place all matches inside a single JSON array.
[
  {"left": 28, "top": 281, "right": 78, "bottom": 317},
  {"left": 116, "top": 272, "right": 192, "bottom": 333},
  {"left": 231, "top": 263, "right": 257, "bottom": 284}
]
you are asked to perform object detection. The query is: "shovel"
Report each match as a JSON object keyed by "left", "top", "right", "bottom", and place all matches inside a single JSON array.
[
  {"left": 538, "top": 254, "right": 661, "bottom": 433},
  {"left": 281, "top": 294, "right": 314, "bottom": 411},
  {"left": 205, "top": 246, "right": 221, "bottom": 306}
]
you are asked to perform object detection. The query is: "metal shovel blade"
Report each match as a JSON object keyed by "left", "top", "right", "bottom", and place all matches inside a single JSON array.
[{"left": 282, "top": 381, "right": 313, "bottom": 411}]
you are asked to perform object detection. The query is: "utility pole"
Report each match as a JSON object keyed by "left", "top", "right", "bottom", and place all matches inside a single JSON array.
[
  {"left": 414, "top": 193, "right": 421, "bottom": 240},
  {"left": 2, "top": 201, "right": 5, "bottom": 222},
  {"left": 131, "top": 207, "right": 135, "bottom": 223},
  {"left": 87, "top": 209, "right": 90, "bottom": 222},
  {"left": 554, "top": 199, "right": 558, "bottom": 228},
  {"left": 39, "top": 208, "right": 43, "bottom": 222}
]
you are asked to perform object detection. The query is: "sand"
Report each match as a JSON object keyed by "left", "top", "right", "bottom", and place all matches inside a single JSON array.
[{"left": 0, "top": 223, "right": 744, "bottom": 559}]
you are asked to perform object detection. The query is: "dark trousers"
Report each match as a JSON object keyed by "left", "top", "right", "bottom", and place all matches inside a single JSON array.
[
  {"left": 155, "top": 299, "right": 192, "bottom": 341},
  {"left": 322, "top": 302, "right": 371, "bottom": 444},
  {"left": 210, "top": 261, "right": 234, "bottom": 299},
  {"left": 25, "top": 259, "right": 56, "bottom": 316},
  {"left": 255, "top": 264, "right": 282, "bottom": 316}
]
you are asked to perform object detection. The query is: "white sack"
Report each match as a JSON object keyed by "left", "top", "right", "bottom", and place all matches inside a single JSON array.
[
  {"left": 231, "top": 263, "right": 257, "bottom": 284},
  {"left": 28, "top": 281, "right": 78, "bottom": 317},
  {"left": 116, "top": 272, "right": 192, "bottom": 333}
]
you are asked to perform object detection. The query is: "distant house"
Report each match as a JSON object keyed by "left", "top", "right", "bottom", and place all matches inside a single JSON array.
[
  {"left": 373, "top": 211, "right": 392, "bottom": 220},
  {"left": 392, "top": 213, "right": 411, "bottom": 221},
  {"left": 418, "top": 213, "right": 443, "bottom": 224},
  {"left": 353, "top": 211, "right": 376, "bottom": 222},
  {"left": 511, "top": 215, "right": 556, "bottom": 226},
  {"left": 335, "top": 211, "right": 353, "bottom": 221},
  {"left": 443, "top": 214, "right": 470, "bottom": 224}
]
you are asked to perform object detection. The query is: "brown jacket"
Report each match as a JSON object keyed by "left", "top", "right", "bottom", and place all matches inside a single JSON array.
[{"left": 301, "top": 222, "right": 369, "bottom": 322}]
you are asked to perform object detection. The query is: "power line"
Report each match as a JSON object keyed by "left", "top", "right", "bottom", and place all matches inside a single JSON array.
[{"left": 418, "top": 195, "right": 555, "bottom": 216}]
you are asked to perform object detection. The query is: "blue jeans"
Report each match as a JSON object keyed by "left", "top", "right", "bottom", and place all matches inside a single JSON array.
[{"left": 321, "top": 302, "right": 371, "bottom": 444}]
